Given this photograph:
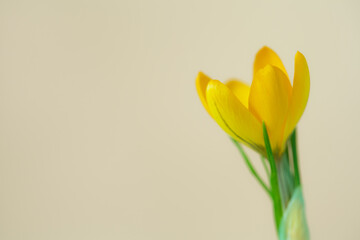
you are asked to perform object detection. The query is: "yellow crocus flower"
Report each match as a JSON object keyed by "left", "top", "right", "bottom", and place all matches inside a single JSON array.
[{"left": 196, "top": 47, "right": 310, "bottom": 156}]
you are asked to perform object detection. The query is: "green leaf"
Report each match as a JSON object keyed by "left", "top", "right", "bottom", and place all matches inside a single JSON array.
[
  {"left": 263, "top": 123, "right": 283, "bottom": 230},
  {"left": 290, "top": 129, "right": 301, "bottom": 187},
  {"left": 230, "top": 138, "right": 271, "bottom": 196}
]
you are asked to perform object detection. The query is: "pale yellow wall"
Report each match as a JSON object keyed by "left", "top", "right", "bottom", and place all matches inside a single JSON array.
[{"left": 1, "top": 0, "right": 359, "bottom": 239}]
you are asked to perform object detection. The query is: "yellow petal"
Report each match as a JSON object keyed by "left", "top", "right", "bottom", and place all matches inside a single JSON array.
[
  {"left": 226, "top": 79, "right": 250, "bottom": 108},
  {"left": 195, "top": 72, "right": 212, "bottom": 115},
  {"left": 254, "top": 46, "right": 289, "bottom": 79},
  {"left": 206, "top": 80, "right": 263, "bottom": 151},
  {"left": 283, "top": 52, "right": 310, "bottom": 142},
  {"left": 248, "top": 65, "right": 292, "bottom": 153}
]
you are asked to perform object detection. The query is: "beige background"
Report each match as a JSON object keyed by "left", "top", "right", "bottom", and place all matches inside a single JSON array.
[{"left": 1, "top": 0, "right": 359, "bottom": 239}]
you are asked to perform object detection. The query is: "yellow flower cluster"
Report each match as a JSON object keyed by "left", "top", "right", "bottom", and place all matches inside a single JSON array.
[{"left": 196, "top": 47, "right": 310, "bottom": 156}]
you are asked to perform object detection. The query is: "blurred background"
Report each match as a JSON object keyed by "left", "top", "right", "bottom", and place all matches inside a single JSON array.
[{"left": 1, "top": 0, "right": 359, "bottom": 239}]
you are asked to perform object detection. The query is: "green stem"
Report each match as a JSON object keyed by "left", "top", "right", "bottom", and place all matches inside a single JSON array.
[
  {"left": 262, "top": 123, "right": 283, "bottom": 231},
  {"left": 231, "top": 138, "right": 271, "bottom": 197},
  {"left": 290, "top": 129, "right": 301, "bottom": 187},
  {"left": 276, "top": 153, "right": 295, "bottom": 209}
]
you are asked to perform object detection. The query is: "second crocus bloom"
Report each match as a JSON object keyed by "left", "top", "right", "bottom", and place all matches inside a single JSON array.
[{"left": 196, "top": 47, "right": 310, "bottom": 157}]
